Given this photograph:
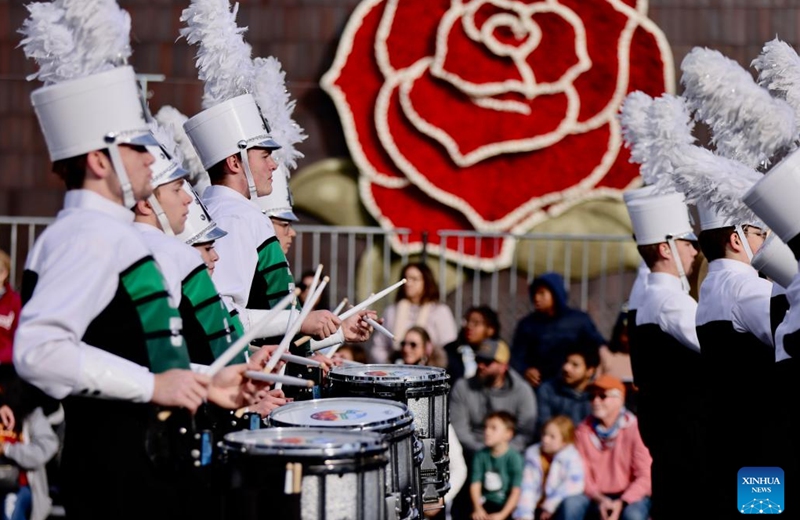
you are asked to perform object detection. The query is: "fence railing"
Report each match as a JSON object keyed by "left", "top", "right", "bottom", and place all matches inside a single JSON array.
[{"left": 0, "top": 217, "right": 637, "bottom": 339}]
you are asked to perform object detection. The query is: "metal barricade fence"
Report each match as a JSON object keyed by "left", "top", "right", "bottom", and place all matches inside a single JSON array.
[{"left": 0, "top": 217, "right": 636, "bottom": 338}]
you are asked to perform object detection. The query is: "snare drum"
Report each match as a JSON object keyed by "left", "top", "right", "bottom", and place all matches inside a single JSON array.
[
  {"left": 327, "top": 365, "right": 451, "bottom": 504},
  {"left": 269, "top": 398, "right": 423, "bottom": 520},
  {"left": 221, "top": 427, "right": 388, "bottom": 520}
]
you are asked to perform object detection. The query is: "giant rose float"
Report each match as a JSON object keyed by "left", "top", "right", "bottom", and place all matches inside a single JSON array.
[{"left": 322, "top": 0, "right": 673, "bottom": 269}]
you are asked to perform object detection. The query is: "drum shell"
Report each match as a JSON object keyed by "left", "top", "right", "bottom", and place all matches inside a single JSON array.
[
  {"left": 220, "top": 428, "right": 388, "bottom": 520},
  {"left": 268, "top": 398, "right": 422, "bottom": 519},
  {"left": 326, "top": 365, "right": 451, "bottom": 502}
]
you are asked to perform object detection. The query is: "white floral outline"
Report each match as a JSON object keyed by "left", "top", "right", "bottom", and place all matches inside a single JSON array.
[{"left": 320, "top": 0, "right": 674, "bottom": 269}]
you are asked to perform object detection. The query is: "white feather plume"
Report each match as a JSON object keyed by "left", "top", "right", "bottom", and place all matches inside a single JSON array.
[
  {"left": 148, "top": 119, "right": 182, "bottom": 166},
  {"left": 753, "top": 38, "right": 800, "bottom": 125},
  {"left": 645, "top": 94, "right": 696, "bottom": 191},
  {"left": 180, "top": 0, "right": 253, "bottom": 109},
  {"left": 669, "top": 144, "right": 762, "bottom": 225},
  {"left": 681, "top": 46, "right": 796, "bottom": 169},
  {"left": 619, "top": 91, "right": 654, "bottom": 167},
  {"left": 154, "top": 106, "right": 210, "bottom": 188},
  {"left": 249, "top": 56, "right": 307, "bottom": 170},
  {"left": 19, "top": 0, "right": 131, "bottom": 85}
]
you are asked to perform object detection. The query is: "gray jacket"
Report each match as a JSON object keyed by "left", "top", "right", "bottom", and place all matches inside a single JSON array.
[
  {"left": 4, "top": 407, "right": 59, "bottom": 520},
  {"left": 449, "top": 367, "right": 537, "bottom": 457}
]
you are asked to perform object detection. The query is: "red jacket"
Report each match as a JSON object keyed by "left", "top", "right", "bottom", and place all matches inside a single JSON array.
[
  {"left": 0, "top": 281, "right": 22, "bottom": 365},
  {"left": 575, "top": 410, "right": 652, "bottom": 504}
]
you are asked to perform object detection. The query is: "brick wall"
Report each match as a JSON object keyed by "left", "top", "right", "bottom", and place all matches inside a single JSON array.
[{"left": 1, "top": 0, "right": 798, "bottom": 216}]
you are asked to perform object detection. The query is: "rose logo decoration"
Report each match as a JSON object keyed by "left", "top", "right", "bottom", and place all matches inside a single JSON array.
[{"left": 322, "top": 0, "right": 673, "bottom": 269}]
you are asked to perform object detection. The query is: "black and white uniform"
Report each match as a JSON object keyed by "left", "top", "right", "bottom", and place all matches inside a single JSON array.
[
  {"left": 696, "top": 258, "right": 786, "bottom": 512},
  {"left": 14, "top": 190, "right": 193, "bottom": 520},
  {"left": 635, "top": 272, "right": 701, "bottom": 518},
  {"left": 203, "top": 185, "right": 344, "bottom": 349}
]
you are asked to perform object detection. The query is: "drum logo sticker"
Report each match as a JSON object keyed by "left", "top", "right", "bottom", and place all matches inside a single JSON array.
[
  {"left": 311, "top": 409, "right": 368, "bottom": 421},
  {"left": 738, "top": 467, "right": 783, "bottom": 514},
  {"left": 364, "top": 371, "right": 390, "bottom": 376}
]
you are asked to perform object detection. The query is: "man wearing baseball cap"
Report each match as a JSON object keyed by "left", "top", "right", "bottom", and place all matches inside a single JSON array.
[{"left": 571, "top": 375, "right": 652, "bottom": 520}]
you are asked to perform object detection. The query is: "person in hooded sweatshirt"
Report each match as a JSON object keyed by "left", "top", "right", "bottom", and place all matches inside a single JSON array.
[{"left": 511, "top": 273, "right": 607, "bottom": 389}]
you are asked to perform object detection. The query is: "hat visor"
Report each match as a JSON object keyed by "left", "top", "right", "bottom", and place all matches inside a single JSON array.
[
  {"left": 673, "top": 231, "right": 698, "bottom": 242},
  {"left": 123, "top": 131, "right": 161, "bottom": 148},
  {"left": 252, "top": 137, "right": 282, "bottom": 150},
  {"left": 271, "top": 210, "right": 299, "bottom": 222},
  {"left": 198, "top": 224, "right": 228, "bottom": 243}
]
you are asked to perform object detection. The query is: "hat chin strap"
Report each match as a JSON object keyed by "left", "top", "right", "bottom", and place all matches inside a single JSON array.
[
  {"left": 148, "top": 194, "right": 175, "bottom": 236},
  {"left": 105, "top": 141, "right": 136, "bottom": 209},
  {"left": 667, "top": 237, "right": 690, "bottom": 293},
  {"left": 237, "top": 141, "right": 258, "bottom": 201},
  {"left": 734, "top": 224, "right": 754, "bottom": 262}
]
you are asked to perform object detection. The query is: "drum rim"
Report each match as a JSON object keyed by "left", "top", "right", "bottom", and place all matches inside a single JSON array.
[
  {"left": 221, "top": 426, "right": 389, "bottom": 459},
  {"left": 328, "top": 364, "right": 449, "bottom": 385}
]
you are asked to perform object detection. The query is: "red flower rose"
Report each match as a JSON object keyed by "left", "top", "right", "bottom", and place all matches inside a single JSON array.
[{"left": 322, "top": 0, "right": 672, "bottom": 268}]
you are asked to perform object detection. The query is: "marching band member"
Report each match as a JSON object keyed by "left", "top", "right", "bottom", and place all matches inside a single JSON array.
[
  {"left": 180, "top": 0, "right": 374, "bottom": 363},
  {"left": 14, "top": 2, "right": 256, "bottom": 517},
  {"left": 624, "top": 191, "right": 701, "bottom": 519}
]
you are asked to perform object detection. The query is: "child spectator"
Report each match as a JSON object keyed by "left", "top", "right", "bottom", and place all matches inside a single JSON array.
[
  {"left": 515, "top": 416, "right": 584, "bottom": 520},
  {"left": 470, "top": 411, "right": 524, "bottom": 520},
  {"left": 0, "top": 373, "right": 59, "bottom": 520}
]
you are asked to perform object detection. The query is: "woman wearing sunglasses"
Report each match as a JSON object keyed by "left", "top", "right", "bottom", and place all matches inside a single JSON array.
[{"left": 393, "top": 326, "right": 448, "bottom": 369}]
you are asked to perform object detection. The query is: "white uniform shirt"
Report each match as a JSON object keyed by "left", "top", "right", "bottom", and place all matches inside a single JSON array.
[
  {"left": 696, "top": 258, "right": 773, "bottom": 347},
  {"left": 636, "top": 272, "right": 699, "bottom": 352},
  {"left": 14, "top": 190, "right": 161, "bottom": 402}
]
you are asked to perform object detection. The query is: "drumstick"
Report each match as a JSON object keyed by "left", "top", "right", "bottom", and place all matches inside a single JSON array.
[
  {"left": 295, "top": 280, "right": 406, "bottom": 348},
  {"left": 364, "top": 316, "right": 393, "bottom": 339},
  {"left": 263, "top": 276, "right": 330, "bottom": 373},
  {"left": 248, "top": 347, "right": 321, "bottom": 367},
  {"left": 280, "top": 352, "right": 323, "bottom": 367},
  {"left": 337, "top": 279, "right": 406, "bottom": 321},
  {"left": 245, "top": 370, "right": 314, "bottom": 387},
  {"left": 332, "top": 297, "right": 348, "bottom": 315},
  {"left": 206, "top": 289, "right": 300, "bottom": 377}
]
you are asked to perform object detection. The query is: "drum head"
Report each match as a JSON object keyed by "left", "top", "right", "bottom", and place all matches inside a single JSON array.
[
  {"left": 268, "top": 397, "right": 414, "bottom": 433},
  {"left": 328, "top": 364, "right": 448, "bottom": 387},
  {"left": 222, "top": 427, "right": 387, "bottom": 458}
]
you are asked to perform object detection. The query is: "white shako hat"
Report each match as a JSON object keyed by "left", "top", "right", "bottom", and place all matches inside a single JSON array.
[
  {"left": 177, "top": 182, "right": 227, "bottom": 246},
  {"left": 622, "top": 185, "right": 659, "bottom": 205},
  {"left": 183, "top": 93, "right": 280, "bottom": 172},
  {"left": 625, "top": 192, "right": 696, "bottom": 246},
  {"left": 743, "top": 149, "right": 800, "bottom": 258},
  {"left": 751, "top": 233, "right": 798, "bottom": 289},
  {"left": 255, "top": 163, "right": 297, "bottom": 221},
  {"left": 30, "top": 66, "right": 159, "bottom": 208}
]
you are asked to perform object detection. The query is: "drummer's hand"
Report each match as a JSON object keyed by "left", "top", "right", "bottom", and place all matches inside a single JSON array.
[
  {"left": 249, "top": 391, "right": 291, "bottom": 416},
  {"left": 152, "top": 369, "right": 209, "bottom": 413},
  {"left": 342, "top": 310, "right": 377, "bottom": 343},
  {"left": 208, "top": 364, "right": 261, "bottom": 409},
  {"left": 255, "top": 388, "right": 286, "bottom": 401},
  {"left": 249, "top": 344, "right": 283, "bottom": 371},
  {"left": 301, "top": 310, "right": 341, "bottom": 339}
]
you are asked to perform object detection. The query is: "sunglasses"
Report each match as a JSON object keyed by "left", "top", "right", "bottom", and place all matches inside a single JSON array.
[
  {"left": 400, "top": 341, "right": 420, "bottom": 348},
  {"left": 590, "top": 392, "right": 614, "bottom": 401}
]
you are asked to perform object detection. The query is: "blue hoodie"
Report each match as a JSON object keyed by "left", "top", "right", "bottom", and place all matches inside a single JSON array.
[{"left": 510, "top": 272, "right": 606, "bottom": 382}]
